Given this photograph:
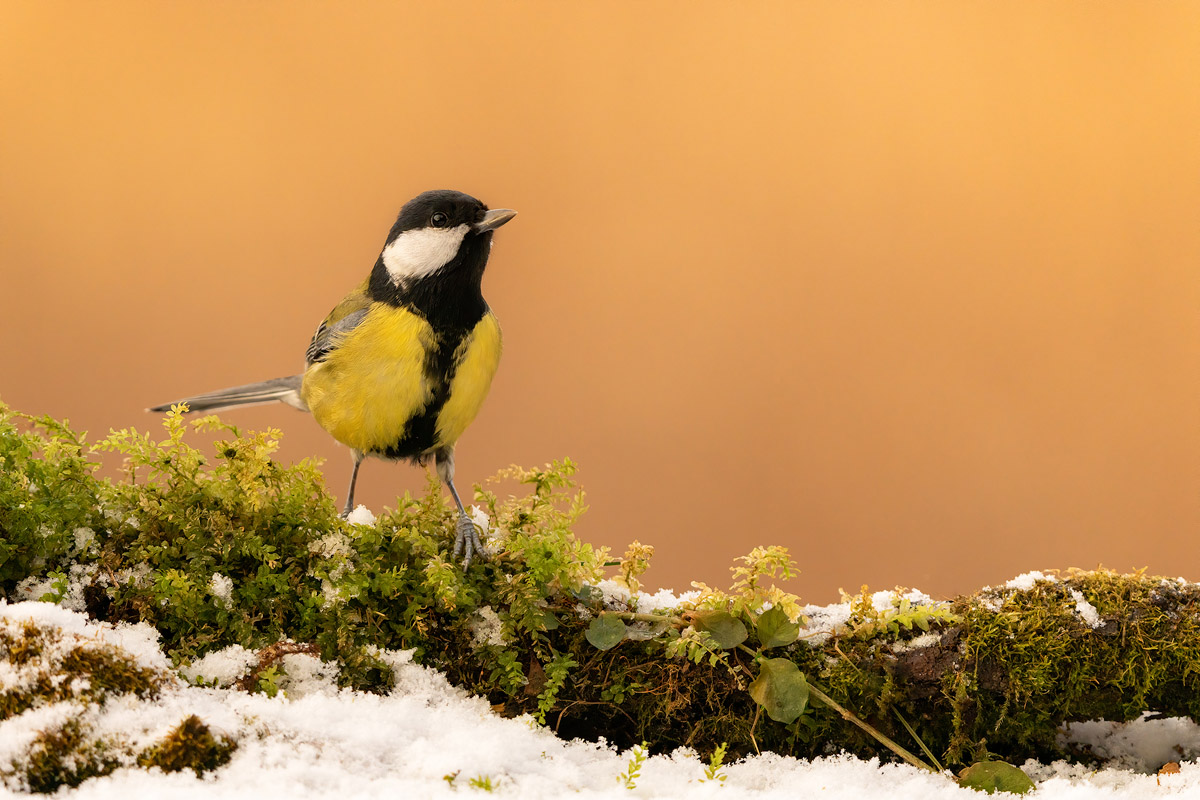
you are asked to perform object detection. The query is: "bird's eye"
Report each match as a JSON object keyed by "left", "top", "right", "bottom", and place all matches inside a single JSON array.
[{"left": 431, "top": 212, "right": 449, "bottom": 228}]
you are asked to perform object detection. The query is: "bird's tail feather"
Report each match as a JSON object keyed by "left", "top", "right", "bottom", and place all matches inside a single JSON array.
[{"left": 149, "top": 375, "right": 306, "bottom": 414}]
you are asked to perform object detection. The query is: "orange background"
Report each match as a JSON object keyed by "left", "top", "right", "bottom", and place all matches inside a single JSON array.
[{"left": 2, "top": 2, "right": 1197, "bottom": 603}]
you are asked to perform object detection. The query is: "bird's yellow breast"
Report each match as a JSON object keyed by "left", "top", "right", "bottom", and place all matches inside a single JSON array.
[
  {"left": 436, "top": 312, "right": 503, "bottom": 447},
  {"left": 299, "top": 303, "right": 501, "bottom": 457}
]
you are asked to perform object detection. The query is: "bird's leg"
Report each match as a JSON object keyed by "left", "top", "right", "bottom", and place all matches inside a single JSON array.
[
  {"left": 340, "top": 450, "right": 364, "bottom": 519},
  {"left": 446, "top": 479, "right": 483, "bottom": 567},
  {"left": 435, "top": 447, "right": 484, "bottom": 567}
]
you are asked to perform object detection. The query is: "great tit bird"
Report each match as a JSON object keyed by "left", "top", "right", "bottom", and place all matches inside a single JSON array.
[{"left": 150, "top": 189, "right": 516, "bottom": 565}]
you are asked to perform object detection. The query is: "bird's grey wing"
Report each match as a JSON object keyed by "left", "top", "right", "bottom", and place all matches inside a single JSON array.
[{"left": 305, "top": 308, "right": 368, "bottom": 365}]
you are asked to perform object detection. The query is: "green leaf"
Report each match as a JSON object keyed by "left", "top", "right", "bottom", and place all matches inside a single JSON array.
[
  {"left": 756, "top": 607, "right": 799, "bottom": 650},
  {"left": 572, "top": 584, "right": 603, "bottom": 604},
  {"left": 585, "top": 615, "right": 627, "bottom": 650},
  {"left": 957, "top": 761, "right": 1035, "bottom": 794},
  {"left": 748, "top": 657, "right": 809, "bottom": 723},
  {"left": 694, "top": 611, "right": 748, "bottom": 649}
]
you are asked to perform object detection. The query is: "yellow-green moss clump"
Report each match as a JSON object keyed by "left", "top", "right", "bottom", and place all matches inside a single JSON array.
[
  {"left": 137, "top": 715, "right": 235, "bottom": 775},
  {"left": 21, "top": 719, "right": 120, "bottom": 794}
]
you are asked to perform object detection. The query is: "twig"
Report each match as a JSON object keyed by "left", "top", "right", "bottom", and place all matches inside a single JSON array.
[
  {"left": 894, "top": 708, "right": 944, "bottom": 772},
  {"left": 806, "top": 680, "right": 935, "bottom": 772}
]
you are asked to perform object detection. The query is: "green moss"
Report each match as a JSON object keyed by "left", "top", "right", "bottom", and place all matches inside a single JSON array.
[
  {"left": 4, "top": 709, "right": 234, "bottom": 792},
  {"left": 138, "top": 715, "right": 235, "bottom": 775},
  {"left": 21, "top": 720, "right": 120, "bottom": 794},
  {"left": 1, "top": 621, "right": 46, "bottom": 667},
  {"left": 945, "top": 570, "right": 1200, "bottom": 763},
  {"left": 0, "top": 404, "right": 104, "bottom": 592},
  {"left": 64, "top": 648, "right": 164, "bottom": 697}
]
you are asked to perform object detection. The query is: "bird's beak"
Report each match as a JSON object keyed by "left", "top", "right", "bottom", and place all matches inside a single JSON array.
[{"left": 474, "top": 208, "right": 517, "bottom": 232}]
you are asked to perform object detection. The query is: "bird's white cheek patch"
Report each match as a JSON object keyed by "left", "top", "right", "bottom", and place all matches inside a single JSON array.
[{"left": 382, "top": 224, "right": 469, "bottom": 283}]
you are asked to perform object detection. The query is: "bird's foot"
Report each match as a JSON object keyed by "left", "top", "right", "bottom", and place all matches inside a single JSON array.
[{"left": 453, "top": 512, "right": 485, "bottom": 568}]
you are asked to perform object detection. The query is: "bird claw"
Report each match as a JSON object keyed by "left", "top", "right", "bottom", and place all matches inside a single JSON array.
[{"left": 452, "top": 513, "right": 485, "bottom": 568}]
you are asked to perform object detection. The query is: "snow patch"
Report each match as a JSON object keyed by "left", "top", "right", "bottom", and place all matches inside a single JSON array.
[
  {"left": 797, "top": 600, "right": 852, "bottom": 646},
  {"left": 14, "top": 563, "right": 98, "bottom": 611},
  {"left": 308, "top": 530, "right": 355, "bottom": 559},
  {"left": 1069, "top": 589, "right": 1104, "bottom": 629},
  {"left": 178, "top": 644, "right": 257, "bottom": 686},
  {"left": 469, "top": 505, "right": 490, "bottom": 536},
  {"left": 276, "top": 653, "right": 339, "bottom": 698},
  {"left": 468, "top": 506, "right": 502, "bottom": 558},
  {"left": 345, "top": 505, "right": 376, "bottom": 526},
  {"left": 891, "top": 632, "right": 943, "bottom": 653},
  {"left": 72, "top": 526, "right": 98, "bottom": 555},
  {"left": 1005, "top": 571, "right": 1057, "bottom": 591},
  {"left": 469, "top": 605, "right": 508, "bottom": 648},
  {"left": 209, "top": 573, "right": 234, "bottom": 608},
  {"left": 594, "top": 579, "right": 698, "bottom": 613},
  {"left": 0, "top": 600, "right": 168, "bottom": 672},
  {"left": 871, "top": 588, "right": 934, "bottom": 612},
  {"left": 1061, "top": 713, "right": 1200, "bottom": 771}
]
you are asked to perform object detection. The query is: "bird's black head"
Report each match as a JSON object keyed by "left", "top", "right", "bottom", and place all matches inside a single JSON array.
[
  {"left": 390, "top": 190, "right": 490, "bottom": 238},
  {"left": 369, "top": 190, "right": 516, "bottom": 326}
]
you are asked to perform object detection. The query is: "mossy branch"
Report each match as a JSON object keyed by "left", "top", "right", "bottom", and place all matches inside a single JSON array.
[{"left": 4, "top": 401, "right": 1200, "bottom": 782}]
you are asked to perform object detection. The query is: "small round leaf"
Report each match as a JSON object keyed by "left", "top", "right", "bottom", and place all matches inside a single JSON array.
[
  {"left": 756, "top": 607, "right": 800, "bottom": 650},
  {"left": 748, "top": 657, "right": 809, "bottom": 723},
  {"left": 694, "top": 611, "right": 748, "bottom": 649},
  {"left": 957, "top": 761, "right": 1035, "bottom": 795},
  {"left": 585, "top": 615, "right": 627, "bottom": 651}
]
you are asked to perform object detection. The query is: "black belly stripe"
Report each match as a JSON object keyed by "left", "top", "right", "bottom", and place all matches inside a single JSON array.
[{"left": 374, "top": 324, "right": 470, "bottom": 460}]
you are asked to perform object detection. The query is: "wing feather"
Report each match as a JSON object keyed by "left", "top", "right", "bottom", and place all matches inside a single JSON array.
[{"left": 305, "top": 280, "right": 372, "bottom": 365}]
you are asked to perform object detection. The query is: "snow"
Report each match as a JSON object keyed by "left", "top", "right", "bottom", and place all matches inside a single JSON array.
[
  {"left": 468, "top": 605, "right": 508, "bottom": 647},
  {"left": 178, "top": 644, "right": 257, "bottom": 687},
  {"left": 273, "top": 652, "right": 339, "bottom": 696},
  {"left": 208, "top": 573, "right": 234, "bottom": 608},
  {"left": 872, "top": 588, "right": 934, "bottom": 611},
  {"left": 1069, "top": 589, "right": 1104, "bottom": 629},
  {"left": 1005, "top": 571, "right": 1057, "bottom": 591},
  {"left": 0, "top": 599, "right": 170, "bottom": 672},
  {"left": 72, "top": 527, "right": 98, "bottom": 555},
  {"left": 798, "top": 599, "right": 853, "bottom": 646},
  {"left": 596, "top": 579, "right": 700, "bottom": 614},
  {"left": 469, "top": 504, "right": 490, "bottom": 536},
  {"left": 14, "top": 563, "right": 97, "bottom": 612},
  {"left": 796, "top": 588, "right": 948, "bottom": 647},
  {"left": 0, "top": 703, "right": 82, "bottom": 769},
  {"left": 891, "top": 631, "right": 943, "bottom": 653},
  {"left": 344, "top": 505, "right": 376, "bottom": 526},
  {"left": 1063, "top": 713, "right": 1200, "bottom": 770},
  {"left": 6, "top": 584, "right": 1200, "bottom": 799}
]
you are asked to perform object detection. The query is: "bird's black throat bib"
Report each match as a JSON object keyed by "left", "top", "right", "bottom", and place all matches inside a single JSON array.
[
  {"left": 365, "top": 231, "right": 495, "bottom": 461},
  {"left": 368, "top": 230, "right": 492, "bottom": 331}
]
